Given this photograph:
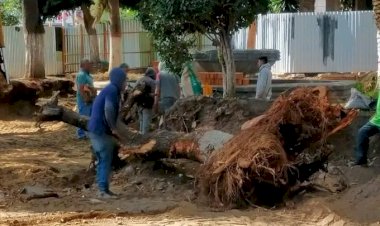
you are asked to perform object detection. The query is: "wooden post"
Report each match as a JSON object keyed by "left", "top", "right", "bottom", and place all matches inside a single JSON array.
[
  {"left": 0, "top": 15, "right": 4, "bottom": 48},
  {"left": 62, "top": 27, "right": 66, "bottom": 74},
  {"left": 80, "top": 25, "right": 84, "bottom": 59},
  {"left": 326, "top": 0, "right": 341, "bottom": 11},
  {"left": 103, "top": 24, "right": 108, "bottom": 61},
  {"left": 247, "top": 21, "right": 256, "bottom": 49}
]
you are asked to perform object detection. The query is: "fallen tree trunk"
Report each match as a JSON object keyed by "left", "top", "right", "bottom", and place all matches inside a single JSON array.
[
  {"left": 37, "top": 87, "right": 357, "bottom": 208},
  {"left": 36, "top": 92, "right": 234, "bottom": 162}
]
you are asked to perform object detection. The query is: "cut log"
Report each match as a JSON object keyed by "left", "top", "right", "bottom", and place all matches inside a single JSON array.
[{"left": 36, "top": 93, "right": 235, "bottom": 162}]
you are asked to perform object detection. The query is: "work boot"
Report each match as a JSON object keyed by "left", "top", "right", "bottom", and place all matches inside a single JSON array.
[
  {"left": 348, "top": 160, "right": 368, "bottom": 167},
  {"left": 97, "top": 191, "right": 119, "bottom": 200},
  {"left": 106, "top": 190, "right": 119, "bottom": 197}
]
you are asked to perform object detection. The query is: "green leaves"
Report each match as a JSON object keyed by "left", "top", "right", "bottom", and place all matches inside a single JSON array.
[
  {"left": 0, "top": 0, "right": 22, "bottom": 25},
  {"left": 269, "top": 0, "right": 299, "bottom": 13},
  {"left": 137, "top": 0, "right": 269, "bottom": 74}
]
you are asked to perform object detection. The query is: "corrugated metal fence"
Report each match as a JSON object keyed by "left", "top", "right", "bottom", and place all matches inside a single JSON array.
[
  {"left": 3, "top": 20, "right": 215, "bottom": 78},
  {"left": 63, "top": 20, "right": 154, "bottom": 72},
  {"left": 3, "top": 26, "right": 61, "bottom": 78},
  {"left": 256, "top": 11, "right": 377, "bottom": 74},
  {"left": 3, "top": 12, "right": 378, "bottom": 78}
]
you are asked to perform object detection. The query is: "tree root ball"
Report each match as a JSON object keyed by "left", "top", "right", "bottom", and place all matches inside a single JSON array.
[{"left": 196, "top": 87, "right": 357, "bottom": 208}]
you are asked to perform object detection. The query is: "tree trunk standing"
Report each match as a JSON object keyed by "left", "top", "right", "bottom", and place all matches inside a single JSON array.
[
  {"left": 22, "top": 0, "right": 45, "bottom": 79},
  {"left": 299, "top": 0, "right": 315, "bottom": 12},
  {"left": 81, "top": 4, "right": 100, "bottom": 64},
  {"left": 218, "top": 32, "right": 236, "bottom": 98},
  {"left": 108, "top": 0, "right": 122, "bottom": 71},
  {"left": 373, "top": 0, "right": 380, "bottom": 87}
]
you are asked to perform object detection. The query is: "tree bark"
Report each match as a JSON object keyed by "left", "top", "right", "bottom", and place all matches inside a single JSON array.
[
  {"left": 36, "top": 92, "right": 206, "bottom": 162},
  {"left": 108, "top": 0, "right": 122, "bottom": 71},
  {"left": 81, "top": 4, "right": 100, "bottom": 64},
  {"left": 373, "top": 0, "right": 380, "bottom": 87},
  {"left": 218, "top": 32, "right": 236, "bottom": 98},
  {"left": 0, "top": 14, "right": 4, "bottom": 47},
  {"left": 326, "top": 0, "right": 341, "bottom": 11},
  {"left": 299, "top": 0, "right": 315, "bottom": 12},
  {"left": 22, "top": 0, "right": 45, "bottom": 79}
]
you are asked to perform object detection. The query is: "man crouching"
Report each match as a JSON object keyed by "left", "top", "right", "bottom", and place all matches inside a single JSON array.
[{"left": 88, "top": 67, "right": 126, "bottom": 199}]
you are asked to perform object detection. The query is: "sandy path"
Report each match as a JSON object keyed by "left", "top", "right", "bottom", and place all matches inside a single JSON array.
[{"left": 0, "top": 113, "right": 378, "bottom": 226}]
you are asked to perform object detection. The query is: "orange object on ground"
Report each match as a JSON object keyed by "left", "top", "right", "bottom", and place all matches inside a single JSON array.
[{"left": 203, "top": 84, "right": 213, "bottom": 96}]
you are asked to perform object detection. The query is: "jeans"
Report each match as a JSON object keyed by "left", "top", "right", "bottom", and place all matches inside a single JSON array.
[
  {"left": 159, "top": 97, "right": 177, "bottom": 113},
  {"left": 138, "top": 107, "right": 152, "bottom": 134},
  {"left": 355, "top": 122, "right": 380, "bottom": 164},
  {"left": 89, "top": 132, "right": 115, "bottom": 192},
  {"left": 77, "top": 101, "right": 92, "bottom": 139}
]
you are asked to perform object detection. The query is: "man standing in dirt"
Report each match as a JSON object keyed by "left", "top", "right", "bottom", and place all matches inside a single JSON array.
[
  {"left": 76, "top": 59, "right": 96, "bottom": 139},
  {"left": 154, "top": 62, "right": 180, "bottom": 129},
  {"left": 135, "top": 67, "right": 156, "bottom": 134},
  {"left": 353, "top": 97, "right": 380, "bottom": 166},
  {"left": 256, "top": 56, "right": 272, "bottom": 100},
  {"left": 154, "top": 62, "right": 180, "bottom": 113},
  {"left": 88, "top": 67, "right": 126, "bottom": 199}
]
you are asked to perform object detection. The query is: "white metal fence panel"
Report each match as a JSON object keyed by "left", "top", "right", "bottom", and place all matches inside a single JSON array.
[
  {"left": 233, "top": 27, "right": 249, "bottom": 49},
  {"left": 3, "top": 26, "right": 61, "bottom": 78},
  {"left": 44, "top": 27, "right": 62, "bottom": 76},
  {"left": 121, "top": 20, "right": 152, "bottom": 68},
  {"left": 256, "top": 11, "right": 377, "bottom": 74},
  {"left": 377, "top": 30, "right": 380, "bottom": 73},
  {"left": 3, "top": 26, "right": 25, "bottom": 79}
]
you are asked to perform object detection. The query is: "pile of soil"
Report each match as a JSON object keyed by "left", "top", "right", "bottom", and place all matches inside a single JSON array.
[
  {"left": 0, "top": 78, "right": 74, "bottom": 119},
  {"left": 164, "top": 96, "right": 271, "bottom": 134},
  {"left": 329, "top": 174, "right": 380, "bottom": 223}
]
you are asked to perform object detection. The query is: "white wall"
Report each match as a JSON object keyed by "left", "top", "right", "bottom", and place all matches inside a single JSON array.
[
  {"left": 256, "top": 11, "right": 377, "bottom": 74},
  {"left": 315, "top": 0, "right": 326, "bottom": 12}
]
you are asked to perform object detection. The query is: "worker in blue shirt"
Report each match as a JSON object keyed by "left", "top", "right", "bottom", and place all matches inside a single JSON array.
[
  {"left": 76, "top": 59, "right": 96, "bottom": 139},
  {"left": 88, "top": 67, "right": 126, "bottom": 199}
]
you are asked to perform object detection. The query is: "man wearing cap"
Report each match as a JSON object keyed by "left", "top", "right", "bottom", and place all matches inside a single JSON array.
[{"left": 76, "top": 59, "right": 96, "bottom": 139}]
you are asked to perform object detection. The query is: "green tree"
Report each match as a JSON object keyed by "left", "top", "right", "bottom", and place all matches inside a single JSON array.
[
  {"left": 81, "top": 2, "right": 101, "bottom": 64},
  {"left": 120, "top": 8, "right": 137, "bottom": 20},
  {"left": 138, "top": 0, "right": 268, "bottom": 97},
  {"left": 91, "top": 0, "right": 122, "bottom": 71},
  {"left": 91, "top": 0, "right": 140, "bottom": 71},
  {"left": 0, "top": 0, "right": 22, "bottom": 26},
  {"left": 269, "top": 0, "right": 299, "bottom": 12},
  {"left": 269, "top": 0, "right": 322, "bottom": 12}
]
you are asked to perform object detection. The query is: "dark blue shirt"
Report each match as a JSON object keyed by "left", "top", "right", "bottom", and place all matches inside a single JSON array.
[{"left": 88, "top": 68, "right": 126, "bottom": 135}]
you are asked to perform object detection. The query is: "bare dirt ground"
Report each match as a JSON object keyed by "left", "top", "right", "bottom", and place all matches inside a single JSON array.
[{"left": 1, "top": 98, "right": 380, "bottom": 226}]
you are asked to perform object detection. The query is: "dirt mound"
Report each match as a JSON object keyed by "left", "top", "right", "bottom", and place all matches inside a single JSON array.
[
  {"left": 197, "top": 87, "right": 357, "bottom": 207},
  {"left": 164, "top": 96, "right": 271, "bottom": 134},
  {"left": 0, "top": 79, "right": 74, "bottom": 119},
  {"left": 329, "top": 174, "right": 380, "bottom": 223}
]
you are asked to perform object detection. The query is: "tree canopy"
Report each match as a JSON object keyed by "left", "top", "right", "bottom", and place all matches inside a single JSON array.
[
  {"left": 1, "top": 0, "right": 140, "bottom": 26},
  {"left": 269, "top": 0, "right": 299, "bottom": 12},
  {"left": 0, "top": 0, "right": 22, "bottom": 26},
  {"left": 138, "top": 0, "right": 269, "bottom": 96}
]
